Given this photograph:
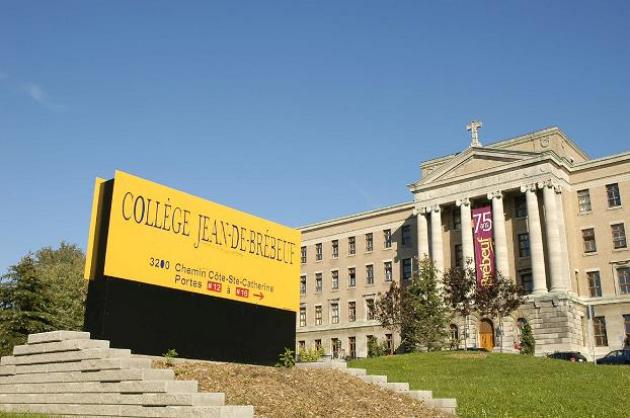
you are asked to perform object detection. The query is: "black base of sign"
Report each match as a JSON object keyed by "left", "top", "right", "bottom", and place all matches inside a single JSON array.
[{"left": 84, "top": 276, "right": 296, "bottom": 365}]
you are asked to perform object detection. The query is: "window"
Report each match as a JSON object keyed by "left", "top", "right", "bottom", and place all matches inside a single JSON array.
[
  {"left": 331, "top": 338, "right": 340, "bottom": 359},
  {"left": 623, "top": 315, "right": 630, "bottom": 343},
  {"left": 454, "top": 244, "right": 463, "bottom": 268},
  {"left": 385, "top": 333, "right": 393, "bottom": 354},
  {"left": 519, "top": 270, "right": 533, "bottom": 294},
  {"left": 330, "top": 303, "right": 339, "bottom": 324},
  {"left": 384, "top": 229, "right": 392, "bottom": 248},
  {"left": 348, "top": 301, "right": 356, "bottom": 322},
  {"left": 384, "top": 262, "right": 393, "bottom": 282},
  {"left": 314, "top": 339, "right": 322, "bottom": 351},
  {"left": 582, "top": 228, "right": 597, "bottom": 253},
  {"left": 577, "top": 189, "right": 592, "bottom": 213},
  {"left": 366, "top": 264, "right": 374, "bottom": 285},
  {"left": 315, "top": 305, "right": 322, "bottom": 325},
  {"left": 315, "top": 243, "right": 322, "bottom": 261},
  {"left": 298, "top": 340, "right": 306, "bottom": 351},
  {"left": 606, "top": 183, "right": 622, "bottom": 208},
  {"left": 518, "top": 233, "right": 530, "bottom": 257},
  {"left": 348, "top": 268, "right": 356, "bottom": 287},
  {"left": 593, "top": 316, "right": 608, "bottom": 346},
  {"left": 402, "top": 258, "right": 412, "bottom": 280},
  {"left": 401, "top": 225, "right": 412, "bottom": 246},
  {"left": 348, "top": 236, "right": 356, "bottom": 255},
  {"left": 611, "top": 223, "right": 627, "bottom": 249},
  {"left": 453, "top": 210, "right": 461, "bottom": 231},
  {"left": 366, "top": 299, "right": 375, "bottom": 320},
  {"left": 315, "top": 273, "right": 322, "bottom": 293},
  {"left": 301, "top": 246, "right": 306, "bottom": 264},
  {"left": 300, "top": 275, "right": 306, "bottom": 295},
  {"left": 299, "top": 307, "right": 306, "bottom": 327},
  {"left": 366, "top": 233, "right": 373, "bottom": 252},
  {"left": 618, "top": 267, "right": 630, "bottom": 295},
  {"left": 587, "top": 271, "right": 602, "bottom": 297},
  {"left": 515, "top": 195, "right": 527, "bottom": 218},
  {"left": 348, "top": 336, "right": 356, "bottom": 359},
  {"left": 331, "top": 240, "right": 339, "bottom": 258},
  {"left": 331, "top": 270, "right": 339, "bottom": 290}
]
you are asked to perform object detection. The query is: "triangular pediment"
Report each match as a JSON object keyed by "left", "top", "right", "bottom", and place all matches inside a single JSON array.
[{"left": 413, "top": 147, "right": 540, "bottom": 187}]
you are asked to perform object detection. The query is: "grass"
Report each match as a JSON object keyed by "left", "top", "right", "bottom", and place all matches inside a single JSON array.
[{"left": 349, "top": 351, "right": 630, "bottom": 418}]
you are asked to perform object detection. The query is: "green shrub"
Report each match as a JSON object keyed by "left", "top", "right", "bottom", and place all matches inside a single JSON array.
[
  {"left": 298, "top": 346, "right": 324, "bottom": 362},
  {"left": 276, "top": 347, "right": 296, "bottom": 368},
  {"left": 367, "top": 337, "right": 389, "bottom": 357},
  {"left": 519, "top": 322, "right": 535, "bottom": 355},
  {"left": 162, "top": 348, "right": 178, "bottom": 366}
]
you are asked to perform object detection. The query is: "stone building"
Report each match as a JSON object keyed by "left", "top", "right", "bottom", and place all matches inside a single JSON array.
[{"left": 296, "top": 126, "right": 630, "bottom": 360}]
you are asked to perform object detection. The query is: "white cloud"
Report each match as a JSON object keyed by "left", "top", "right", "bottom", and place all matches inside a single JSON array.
[{"left": 22, "top": 82, "right": 66, "bottom": 111}]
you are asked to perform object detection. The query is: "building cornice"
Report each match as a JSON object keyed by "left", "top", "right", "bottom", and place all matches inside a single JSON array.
[{"left": 297, "top": 201, "right": 414, "bottom": 232}]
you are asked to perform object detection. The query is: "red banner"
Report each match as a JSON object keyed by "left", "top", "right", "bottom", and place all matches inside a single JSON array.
[{"left": 472, "top": 206, "right": 495, "bottom": 287}]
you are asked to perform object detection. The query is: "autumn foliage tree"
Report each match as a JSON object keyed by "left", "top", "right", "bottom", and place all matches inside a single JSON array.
[{"left": 443, "top": 261, "right": 525, "bottom": 351}]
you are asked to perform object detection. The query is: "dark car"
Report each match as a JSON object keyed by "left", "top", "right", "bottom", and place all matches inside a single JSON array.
[
  {"left": 596, "top": 349, "right": 630, "bottom": 365},
  {"left": 547, "top": 351, "right": 587, "bottom": 362}
]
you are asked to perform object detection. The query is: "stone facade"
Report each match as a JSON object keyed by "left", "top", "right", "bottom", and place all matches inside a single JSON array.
[{"left": 296, "top": 126, "right": 630, "bottom": 360}]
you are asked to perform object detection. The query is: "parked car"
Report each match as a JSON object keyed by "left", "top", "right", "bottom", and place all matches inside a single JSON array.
[
  {"left": 547, "top": 351, "right": 587, "bottom": 362},
  {"left": 596, "top": 349, "right": 630, "bottom": 365}
]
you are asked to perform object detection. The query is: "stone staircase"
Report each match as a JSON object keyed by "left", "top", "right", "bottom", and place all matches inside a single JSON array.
[
  {"left": 296, "top": 360, "right": 458, "bottom": 415},
  {"left": 0, "top": 331, "right": 254, "bottom": 417}
]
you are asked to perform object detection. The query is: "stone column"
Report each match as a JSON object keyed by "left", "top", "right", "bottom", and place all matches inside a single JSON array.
[
  {"left": 456, "top": 197, "right": 474, "bottom": 266},
  {"left": 416, "top": 207, "right": 430, "bottom": 259},
  {"left": 487, "top": 191, "right": 509, "bottom": 278},
  {"left": 520, "top": 183, "right": 548, "bottom": 295},
  {"left": 555, "top": 190, "right": 573, "bottom": 293},
  {"left": 538, "top": 180, "right": 568, "bottom": 293},
  {"left": 430, "top": 205, "right": 444, "bottom": 274}
]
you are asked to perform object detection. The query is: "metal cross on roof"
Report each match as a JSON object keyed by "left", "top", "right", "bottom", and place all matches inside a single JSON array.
[{"left": 466, "top": 120, "right": 482, "bottom": 147}]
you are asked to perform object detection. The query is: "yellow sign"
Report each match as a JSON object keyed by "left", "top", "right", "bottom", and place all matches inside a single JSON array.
[{"left": 87, "top": 170, "right": 301, "bottom": 312}]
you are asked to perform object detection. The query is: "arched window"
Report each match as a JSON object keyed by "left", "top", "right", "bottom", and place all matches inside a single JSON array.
[{"left": 449, "top": 324, "right": 459, "bottom": 349}]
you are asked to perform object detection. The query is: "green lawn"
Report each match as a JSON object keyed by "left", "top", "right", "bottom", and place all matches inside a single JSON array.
[{"left": 349, "top": 352, "right": 630, "bottom": 418}]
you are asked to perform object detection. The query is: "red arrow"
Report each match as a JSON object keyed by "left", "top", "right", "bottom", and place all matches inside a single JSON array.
[{"left": 253, "top": 292, "right": 264, "bottom": 300}]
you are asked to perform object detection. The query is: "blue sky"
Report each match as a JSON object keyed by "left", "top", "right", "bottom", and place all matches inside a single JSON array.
[{"left": 1, "top": 1, "right": 629, "bottom": 273}]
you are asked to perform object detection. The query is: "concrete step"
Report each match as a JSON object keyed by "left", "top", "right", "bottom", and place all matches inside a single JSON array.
[
  {"left": 0, "top": 368, "right": 174, "bottom": 384},
  {"left": 0, "top": 404, "right": 254, "bottom": 418},
  {"left": 343, "top": 368, "right": 367, "bottom": 376},
  {"left": 6, "top": 356, "right": 151, "bottom": 375},
  {"left": 360, "top": 375, "right": 388, "bottom": 385},
  {"left": 3, "top": 347, "right": 131, "bottom": 366},
  {"left": 406, "top": 390, "right": 433, "bottom": 401},
  {"left": 27, "top": 331, "right": 91, "bottom": 344},
  {"left": 0, "top": 379, "right": 194, "bottom": 394},
  {"left": 384, "top": 382, "right": 409, "bottom": 392},
  {"left": 425, "top": 398, "right": 457, "bottom": 409},
  {"left": 0, "top": 392, "right": 224, "bottom": 406},
  {"left": 13, "top": 339, "right": 110, "bottom": 356}
]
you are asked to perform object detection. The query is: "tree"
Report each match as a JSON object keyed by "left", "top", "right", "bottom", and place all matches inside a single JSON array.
[
  {"left": 442, "top": 261, "right": 476, "bottom": 350},
  {"left": 476, "top": 271, "right": 526, "bottom": 352},
  {"left": 519, "top": 321, "right": 535, "bottom": 355},
  {"left": 0, "top": 242, "right": 86, "bottom": 355},
  {"left": 443, "top": 262, "right": 525, "bottom": 351},
  {"left": 375, "top": 257, "right": 450, "bottom": 352},
  {"left": 374, "top": 280, "right": 403, "bottom": 336}
]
